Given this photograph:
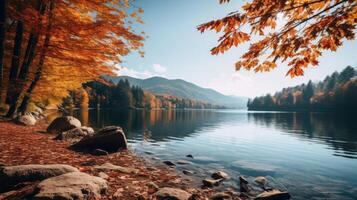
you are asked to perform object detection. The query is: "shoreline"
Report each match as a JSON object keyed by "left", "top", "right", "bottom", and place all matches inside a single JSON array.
[{"left": 0, "top": 120, "right": 243, "bottom": 199}]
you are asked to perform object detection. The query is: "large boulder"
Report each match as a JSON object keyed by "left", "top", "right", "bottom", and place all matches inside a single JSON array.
[
  {"left": 71, "top": 126, "right": 127, "bottom": 153},
  {"left": 0, "top": 164, "right": 79, "bottom": 192},
  {"left": 55, "top": 126, "right": 94, "bottom": 141},
  {"left": 155, "top": 187, "right": 192, "bottom": 200},
  {"left": 33, "top": 172, "right": 108, "bottom": 200},
  {"left": 47, "top": 116, "right": 81, "bottom": 134},
  {"left": 16, "top": 114, "right": 37, "bottom": 126}
]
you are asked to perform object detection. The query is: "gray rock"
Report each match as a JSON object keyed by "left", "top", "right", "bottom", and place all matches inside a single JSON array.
[
  {"left": 186, "top": 154, "right": 194, "bottom": 158},
  {"left": 202, "top": 178, "right": 223, "bottom": 187},
  {"left": 210, "top": 192, "right": 232, "bottom": 200},
  {"left": 47, "top": 116, "right": 81, "bottom": 134},
  {"left": 33, "top": 172, "right": 107, "bottom": 200},
  {"left": 182, "top": 170, "right": 195, "bottom": 176},
  {"left": 94, "top": 163, "right": 139, "bottom": 174},
  {"left": 254, "top": 176, "right": 268, "bottom": 185},
  {"left": 155, "top": 187, "right": 192, "bottom": 200},
  {"left": 71, "top": 126, "right": 127, "bottom": 152},
  {"left": 211, "top": 171, "right": 229, "bottom": 180},
  {"left": 254, "top": 189, "right": 291, "bottom": 200},
  {"left": 239, "top": 176, "right": 249, "bottom": 193},
  {"left": 55, "top": 127, "right": 94, "bottom": 141},
  {"left": 163, "top": 161, "right": 176, "bottom": 167},
  {"left": 17, "top": 114, "right": 36, "bottom": 126},
  {"left": 0, "top": 164, "right": 79, "bottom": 192}
]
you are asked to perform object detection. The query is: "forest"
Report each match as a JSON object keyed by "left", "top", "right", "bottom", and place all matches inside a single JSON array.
[
  {"left": 62, "top": 79, "right": 226, "bottom": 110},
  {"left": 247, "top": 66, "right": 357, "bottom": 111}
]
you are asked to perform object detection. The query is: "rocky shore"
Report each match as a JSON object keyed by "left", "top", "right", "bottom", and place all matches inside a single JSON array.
[{"left": 0, "top": 113, "right": 290, "bottom": 200}]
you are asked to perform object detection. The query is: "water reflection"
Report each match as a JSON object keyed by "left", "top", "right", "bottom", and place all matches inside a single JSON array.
[
  {"left": 82, "top": 109, "right": 226, "bottom": 141},
  {"left": 248, "top": 112, "right": 357, "bottom": 159}
]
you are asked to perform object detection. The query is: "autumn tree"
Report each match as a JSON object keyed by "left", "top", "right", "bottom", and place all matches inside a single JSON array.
[
  {"left": 198, "top": 0, "right": 357, "bottom": 77},
  {"left": 1, "top": 0, "right": 144, "bottom": 117}
]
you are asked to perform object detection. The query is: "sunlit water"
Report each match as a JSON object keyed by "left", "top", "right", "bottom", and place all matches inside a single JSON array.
[{"left": 71, "top": 109, "right": 357, "bottom": 200}]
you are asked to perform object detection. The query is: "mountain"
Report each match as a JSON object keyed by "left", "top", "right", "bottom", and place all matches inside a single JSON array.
[{"left": 105, "top": 76, "right": 248, "bottom": 108}]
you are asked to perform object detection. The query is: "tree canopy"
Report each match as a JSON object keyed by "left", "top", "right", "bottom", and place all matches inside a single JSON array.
[
  {"left": 0, "top": 0, "right": 144, "bottom": 116},
  {"left": 198, "top": 0, "right": 357, "bottom": 77}
]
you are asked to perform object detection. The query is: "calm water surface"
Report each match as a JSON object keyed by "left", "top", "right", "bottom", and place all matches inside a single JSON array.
[{"left": 72, "top": 109, "right": 357, "bottom": 200}]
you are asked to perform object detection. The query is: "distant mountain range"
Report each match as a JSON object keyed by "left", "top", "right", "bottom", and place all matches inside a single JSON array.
[{"left": 105, "top": 76, "right": 248, "bottom": 108}]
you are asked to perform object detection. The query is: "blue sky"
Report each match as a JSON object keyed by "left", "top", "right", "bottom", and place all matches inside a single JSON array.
[{"left": 120, "top": 0, "right": 357, "bottom": 98}]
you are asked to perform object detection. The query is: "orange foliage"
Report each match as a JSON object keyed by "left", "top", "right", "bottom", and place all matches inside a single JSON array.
[
  {"left": 198, "top": 0, "right": 357, "bottom": 77},
  {"left": 3, "top": 0, "right": 145, "bottom": 108}
]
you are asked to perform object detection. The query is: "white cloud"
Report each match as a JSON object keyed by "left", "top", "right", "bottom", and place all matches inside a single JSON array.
[
  {"left": 117, "top": 67, "right": 154, "bottom": 79},
  {"left": 152, "top": 64, "right": 167, "bottom": 74},
  {"left": 116, "top": 63, "right": 167, "bottom": 79}
]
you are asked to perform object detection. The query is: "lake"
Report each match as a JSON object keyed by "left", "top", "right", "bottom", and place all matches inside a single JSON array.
[{"left": 72, "top": 109, "right": 357, "bottom": 200}]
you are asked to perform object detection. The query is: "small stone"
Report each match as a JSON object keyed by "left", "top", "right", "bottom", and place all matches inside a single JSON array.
[
  {"left": 202, "top": 178, "right": 223, "bottom": 187},
  {"left": 155, "top": 187, "right": 191, "bottom": 200},
  {"left": 211, "top": 171, "right": 229, "bottom": 180},
  {"left": 182, "top": 170, "right": 195, "bottom": 176},
  {"left": 163, "top": 161, "right": 176, "bottom": 167},
  {"left": 16, "top": 114, "right": 36, "bottom": 126},
  {"left": 254, "top": 176, "right": 268, "bottom": 185},
  {"left": 176, "top": 160, "right": 191, "bottom": 165},
  {"left": 210, "top": 192, "right": 232, "bottom": 200},
  {"left": 186, "top": 154, "right": 194, "bottom": 158},
  {"left": 92, "top": 149, "right": 109, "bottom": 156}
]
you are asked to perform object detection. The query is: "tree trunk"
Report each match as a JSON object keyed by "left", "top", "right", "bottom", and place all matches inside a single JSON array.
[
  {"left": 6, "top": 0, "right": 45, "bottom": 117},
  {"left": 9, "top": 21, "right": 24, "bottom": 80},
  {"left": 0, "top": 0, "right": 6, "bottom": 102},
  {"left": 18, "top": 0, "right": 54, "bottom": 114}
]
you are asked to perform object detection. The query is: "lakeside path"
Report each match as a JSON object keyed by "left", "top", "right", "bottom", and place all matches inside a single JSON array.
[{"left": 0, "top": 121, "right": 243, "bottom": 200}]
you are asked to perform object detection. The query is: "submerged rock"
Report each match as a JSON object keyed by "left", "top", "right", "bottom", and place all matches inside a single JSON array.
[
  {"left": 155, "top": 187, "right": 192, "bottom": 200},
  {"left": 0, "top": 164, "right": 79, "bottom": 192},
  {"left": 211, "top": 171, "right": 229, "bottom": 180},
  {"left": 186, "top": 154, "right": 194, "bottom": 159},
  {"left": 182, "top": 170, "right": 195, "bottom": 176},
  {"left": 254, "top": 189, "right": 291, "bottom": 200},
  {"left": 33, "top": 172, "right": 107, "bottom": 200},
  {"left": 71, "top": 126, "right": 127, "bottom": 152},
  {"left": 163, "top": 160, "right": 176, "bottom": 167},
  {"left": 47, "top": 116, "right": 81, "bottom": 134},
  {"left": 176, "top": 160, "right": 191, "bottom": 165},
  {"left": 254, "top": 176, "right": 268, "bottom": 185},
  {"left": 202, "top": 178, "right": 223, "bottom": 187}
]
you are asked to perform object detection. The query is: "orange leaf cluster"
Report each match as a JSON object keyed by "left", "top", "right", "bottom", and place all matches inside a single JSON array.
[{"left": 198, "top": 0, "right": 357, "bottom": 77}]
